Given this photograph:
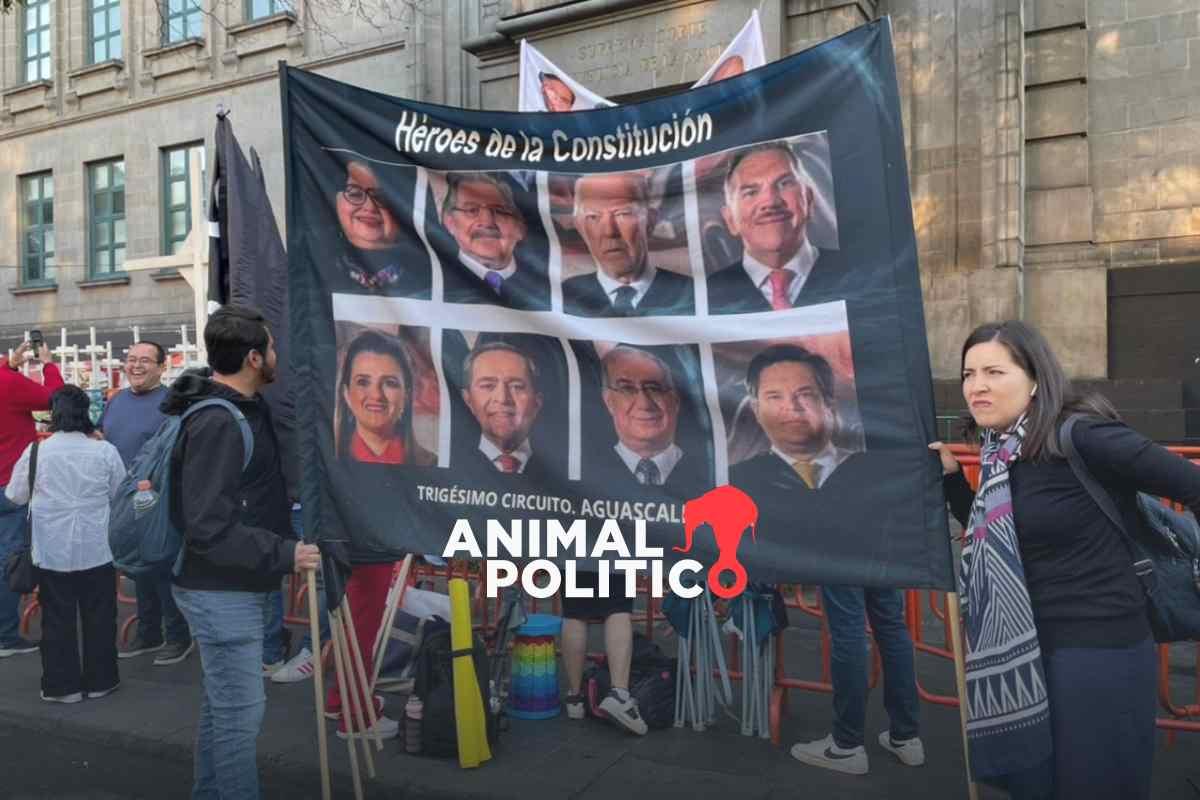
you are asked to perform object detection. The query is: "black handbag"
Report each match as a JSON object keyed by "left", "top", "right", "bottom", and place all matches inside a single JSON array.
[
  {"left": 4, "top": 440, "right": 39, "bottom": 595},
  {"left": 1059, "top": 415, "right": 1200, "bottom": 643}
]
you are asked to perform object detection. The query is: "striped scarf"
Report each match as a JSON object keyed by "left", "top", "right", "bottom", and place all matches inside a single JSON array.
[{"left": 959, "top": 415, "right": 1052, "bottom": 781}]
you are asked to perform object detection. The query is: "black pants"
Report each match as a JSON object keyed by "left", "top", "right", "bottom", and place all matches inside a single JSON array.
[
  {"left": 39, "top": 563, "right": 119, "bottom": 697},
  {"left": 996, "top": 637, "right": 1157, "bottom": 800}
]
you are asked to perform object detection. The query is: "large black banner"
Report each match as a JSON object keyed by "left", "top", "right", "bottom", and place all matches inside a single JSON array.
[{"left": 283, "top": 20, "right": 953, "bottom": 590}]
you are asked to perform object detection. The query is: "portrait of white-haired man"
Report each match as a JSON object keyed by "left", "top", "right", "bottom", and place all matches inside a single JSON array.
[
  {"left": 581, "top": 344, "right": 711, "bottom": 496},
  {"left": 436, "top": 172, "right": 550, "bottom": 311},
  {"left": 707, "top": 141, "right": 843, "bottom": 314},
  {"left": 561, "top": 172, "right": 695, "bottom": 318}
]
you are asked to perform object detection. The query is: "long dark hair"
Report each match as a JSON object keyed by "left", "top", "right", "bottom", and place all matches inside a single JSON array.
[
  {"left": 334, "top": 329, "right": 416, "bottom": 460},
  {"left": 49, "top": 385, "right": 95, "bottom": 435},
  {"left": 961, "top": 321, "right": 1117, "bottom": 462}
]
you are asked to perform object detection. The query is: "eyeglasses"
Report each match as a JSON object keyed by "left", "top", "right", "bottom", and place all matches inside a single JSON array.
[
  {"left": 342, "top": 184, "right": 385, "bottom": 208},
  {"left": 605, "top": 382, "right": 673, "bottom": 401},
  {"left": 451, "top": 204, "right": 518, "bottom": 223},
  {"left": 125, "top": 357, "right": 160, "bottom": 367}
]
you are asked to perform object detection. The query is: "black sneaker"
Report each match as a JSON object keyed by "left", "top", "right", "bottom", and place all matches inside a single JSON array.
[
  {"left": 153, "top": 639, "right": 194, "bottom": 666},
  {"left": 0, "top": 639, "right": 39, "bottom": 658},
  {"left": 119, "top": 636, "right": 164, "bottom": 659}
]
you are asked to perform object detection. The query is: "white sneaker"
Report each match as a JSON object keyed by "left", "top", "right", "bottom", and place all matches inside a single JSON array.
[
  {"left": 41, "top": 691, "right": 83, "bottom": 704},
  {"left": 564, "top": 693, "right": 585, "bottom": 720},
  {"left": 262, "top": 659, "right": 285, "bottom": 676},
  {"left": 336, "top": 715, "right": 400, "bottom": 740},
  {"left": 878, "top": 730, "right": 926, "bottom": 766},
  {"left": 790, "top": 734, "right": 869, "bottom": 775},
  {"left": 598, "top": 689, "right": 648, "bottom": 736},
  {"left": 271, "top": 647, "right": 316, "bottom": 684}
]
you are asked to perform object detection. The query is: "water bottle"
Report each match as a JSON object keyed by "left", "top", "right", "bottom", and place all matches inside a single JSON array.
[
  {"left": 132, "top": 480, "right": 158, "bottom": 518},
  {"left": 404, "top": 696, "right": 423, "bottom": 755}
]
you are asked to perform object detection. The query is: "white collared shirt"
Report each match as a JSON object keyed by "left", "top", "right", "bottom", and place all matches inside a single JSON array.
[
  {"left": 614, "top": 441, "right": 683, "bottom": 485},
  {"left": 478, "top": 435, "right": 533, "bottom": 474},
  {"left": 595, "top": 263, "right": 657, "bottom": 309},
  {"left": 5, "top": 432, "right": 125, "bottom": 572},
  {"left": 742, "top": 240, "right": 819, "bottom": 308},
  {"left": 459, "top": 252, "right": 517, "bottom": 287},
  {"left": 770, "top": 442, "right": 849, "bottom": 489}
]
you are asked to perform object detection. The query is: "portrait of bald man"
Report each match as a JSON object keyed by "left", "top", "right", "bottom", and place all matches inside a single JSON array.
[
  {"left": 562, "top": 172, "right": 695, "bottom": 318},
  {"left": 440, "top": 172, "right": 550, "bottom": 311},
  {"left": 458, "top": 340, "right": 551, "bottom": 483},
  {"left": 707, "top": 142, "right": 844, "bottom": 314},
  {"left": 585, "top": 345, "right": 708, "bottom": 494}
]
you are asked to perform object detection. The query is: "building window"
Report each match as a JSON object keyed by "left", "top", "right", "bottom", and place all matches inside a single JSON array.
[
  {"left": 247, "top": 0, "right": 289, "bottom": 20},
  {"left": 89, "top": 159, "right": 126, "bottom": 277},
  {"left": 23, "top": 0, "right": 52, "bottom": 83},
  {"left": 20, "top": 173, "right": 55, "bottom": 285},
  {"left": 163, "top": 0, "right": 203, "bottom": 44},
  {"left": 162, "top": 143, "right": 206, "bottom": 255},
  {"left": 89, "top": 0, "right": 122, "bottom": 63}
]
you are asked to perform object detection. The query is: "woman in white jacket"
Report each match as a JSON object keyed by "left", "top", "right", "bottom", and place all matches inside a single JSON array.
[{"left": 6, "top": 385, "right": 125, "bottom": 703}]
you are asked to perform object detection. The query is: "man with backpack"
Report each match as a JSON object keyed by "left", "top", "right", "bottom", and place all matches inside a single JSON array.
[
  {"left": 164, "top": 306, "right": 319, "bottom": 799},
  {"left": 0, "top": 339, "right": 62, "bottom": 658},
  {"left": 101, "top": 341, "right": 193, "bottom": 666}
]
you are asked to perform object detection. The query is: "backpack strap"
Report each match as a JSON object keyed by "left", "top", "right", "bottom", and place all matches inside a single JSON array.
[
  {"left": 181, "top": 398, "right": 254, "bottom": 471},
  {"left": 26, "top": 439, "right": 39, "bottom": 524},
  {"left": 1058, "top": 414, "right": 1156, "bottom": 586}
]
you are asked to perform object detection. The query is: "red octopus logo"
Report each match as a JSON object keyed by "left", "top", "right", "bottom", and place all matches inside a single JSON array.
[{"left": 676, "top": 486, "right": 758, "bottom": 599}]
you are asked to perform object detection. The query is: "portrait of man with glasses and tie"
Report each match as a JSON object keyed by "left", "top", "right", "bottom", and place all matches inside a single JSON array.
[
  {"left": 562, "top": 171, "right": 695, "bottom": 318},
  {"left": 585, "top": 344, "right": 710, "bottom": 495},
  {"left": 436, "top": 172, "right": 551, "bottom": 311},
  {"left": 330, "top": 159, "right": 431, "bottom": 297},
  {"left": 729, "top": 343, "right": 863, "bottom": 498}
]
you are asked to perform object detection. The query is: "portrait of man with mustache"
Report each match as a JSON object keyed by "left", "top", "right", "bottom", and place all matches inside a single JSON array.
[
  {"left": 562, "top": 172, "right": 694, "bottom": 318},
  {"left": 707, "top": 142, "right": 844, "bottom": 314},
  {"left": 440, "top": 172, "right": 550, "bottom": 311}
]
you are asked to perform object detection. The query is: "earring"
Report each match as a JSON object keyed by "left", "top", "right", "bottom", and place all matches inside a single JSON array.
[{"left": 1030, "top": 384, "right": 1038, "bottom": 397}]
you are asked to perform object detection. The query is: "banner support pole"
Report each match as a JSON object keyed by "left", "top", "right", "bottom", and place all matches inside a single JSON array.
[
  {"left": 306, "top": 569, "right": 331, "bottom": 800},
  {"left": 945, "top": 592, "right": 980, "bottom": 800},
  {"left": 371, "top": 553, "right": 414, "bottom": 691}
]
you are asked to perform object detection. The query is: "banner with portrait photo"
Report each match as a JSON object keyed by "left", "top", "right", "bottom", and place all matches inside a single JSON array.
[
  {"left": 282, "top": 19, "right": 954, "bottom": 590},
  {"left": 517, "top": 11, "right": 766, "bottom": 112}
]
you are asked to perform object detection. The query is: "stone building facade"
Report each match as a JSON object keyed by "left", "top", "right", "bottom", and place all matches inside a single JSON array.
[{"left": 3, "top": 0, "right": 1199, "bottom": 433}]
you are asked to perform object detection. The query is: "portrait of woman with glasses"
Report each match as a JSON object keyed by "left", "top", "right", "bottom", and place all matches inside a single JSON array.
[{"left": 329, "top": 158, "right": 432, "bottom": 298}]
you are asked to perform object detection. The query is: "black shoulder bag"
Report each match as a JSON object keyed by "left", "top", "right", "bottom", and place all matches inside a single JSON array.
[
  {"left": 1059, "top": 414, "right": 1200, "bottom": 642},
  {"left": 5, "top": 440, "right": 40, "bottom": 595}
]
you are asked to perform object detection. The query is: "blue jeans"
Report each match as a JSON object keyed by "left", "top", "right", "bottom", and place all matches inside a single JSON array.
[
  {"left": 821, "top": 586, "right": 920, "bottom": 749},
  {"left": 134, "top": 569, "right": 190, "bottom": 645},
  {"left": 262, "top": 588, "right": 285, "bottom": 664},
  {"left": 173, "top": 586, "right": 267, "bottom": 800},
  {"left": 0, "top": 488, "right": 29, "bottom": 647}
]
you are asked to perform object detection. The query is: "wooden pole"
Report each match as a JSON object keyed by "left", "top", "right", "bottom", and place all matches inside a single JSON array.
[
  {"left": 329, "top": 612, "right": 365, "bottom": 800},
  {"left": 341, "top": 601, "right": 384, "bottom": 753},
  {"left": 333, "top": 610, "right": 375, "bottom": 779},
  {"left": 306, "top": 569, "right": 331, "bottom": 800},
  {"left": 370, "top": 554, "right": 414, "bottom": 690},
  {"left": 945, "top": 592, "right": 980, "bottom": 800}
]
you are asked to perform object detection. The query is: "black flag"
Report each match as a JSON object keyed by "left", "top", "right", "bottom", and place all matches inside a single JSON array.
[{"left": 206, "top": 112, "right": 300, "bottom": 498}]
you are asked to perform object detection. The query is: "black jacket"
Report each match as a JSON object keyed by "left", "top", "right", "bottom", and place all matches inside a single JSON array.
[
  {"left": 563, "top": 269, "right": 694, "bottom": 317},
  {"left": 706, "top": 249, "right": 846, "bottom": 314},
  {"left": 164, "top": 371, "right": 296, "bottom": 592},
  {"left": 444, "top": 256, "right": 550, "bottom": 311}
]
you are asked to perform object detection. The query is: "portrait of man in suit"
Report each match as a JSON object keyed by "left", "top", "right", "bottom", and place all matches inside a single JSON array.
[
  {"left": 708, "top": 143, "right": 837, "bottom": 314},
  {"left": 730, "top": 343, "right": 859, "bottom": 493},
  {"left": 589, "top": 345, "right": 706, "bottom": 493},
  {"left": 460, "top": 341, "right": 547, "bottom": 480},
  {"left": 563, "top": 172, "right": 695, "bottom": 317},
  {"left": 539, "top": 72, "right": 576, "bottom": 112},
  {"left": 440, "top": 172, "right": 549, "bottom": 310}
]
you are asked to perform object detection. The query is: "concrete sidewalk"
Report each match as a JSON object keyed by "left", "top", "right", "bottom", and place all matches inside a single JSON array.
[{"left": 1, "top": 603, "right": 1198, "bottom": 799}]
